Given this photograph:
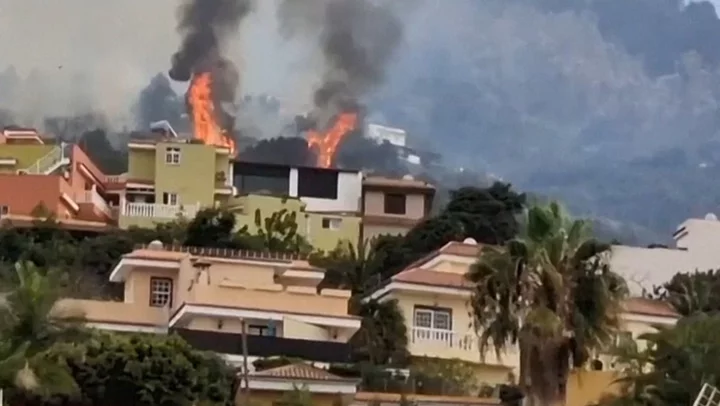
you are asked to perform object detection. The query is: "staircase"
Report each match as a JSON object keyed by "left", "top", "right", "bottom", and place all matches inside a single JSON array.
[{"left": 18, "top": 143, "right": 71, "bottom": 175}]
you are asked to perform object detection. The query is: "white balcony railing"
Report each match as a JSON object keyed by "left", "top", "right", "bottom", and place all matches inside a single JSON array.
[
  {"left": 411, "top": 327, "right": 477, "bottom": 352},
  {"left": 105, "top": 174, "right": 126, "bottom": 184},
  {"left": 122, "top": 202, "right": 200, "bottom": 219}
]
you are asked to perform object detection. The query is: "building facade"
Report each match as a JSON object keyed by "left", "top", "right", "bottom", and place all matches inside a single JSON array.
[
  {"left": 0, "top": 129, "right": 114, "bottom": 231},
  {"left": 361, "top": 176, "right": 435, "bottom": 242},
  {"left": 56, "top": 242, "right": 361, "bottom": 365},
  {"left": 364, "top": 239, "right": 679, "bottom": 396}
]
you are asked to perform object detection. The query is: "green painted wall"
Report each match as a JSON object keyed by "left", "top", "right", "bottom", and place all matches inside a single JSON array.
[
  {"left": 154, "top": 142, "right": 220, "bottom": 207},
  {"left": 127, "top": 149, "right": 155, "bottom": 181},
  {"left": 0, "top": 145, "right": 54, "bottom": 172},
  {"left": 234, "top": 194, "right": 360, "bottom": 252}
]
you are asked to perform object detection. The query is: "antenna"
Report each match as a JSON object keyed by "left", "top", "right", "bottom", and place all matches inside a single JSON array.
[{"left": 150, "top": 120, "right": 179, "bottom": 138}]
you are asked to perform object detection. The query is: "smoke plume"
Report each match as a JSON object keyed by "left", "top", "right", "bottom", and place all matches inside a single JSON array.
[
  {"left": 277, "top": 0, "right": 402, "bottom": 129},
  {"left": 169, "top": 0, "right": 252, "bottom": 134}
]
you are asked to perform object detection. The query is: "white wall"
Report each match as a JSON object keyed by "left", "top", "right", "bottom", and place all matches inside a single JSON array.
[
  {"left": 612, "top": 217, "right": 720, "bottom": 295},
  {"left": 367, "top": 124, "right": 407, "bottom": 147},
  {"left": 287, "top": 169, "right": 362, "bottom": 213}
]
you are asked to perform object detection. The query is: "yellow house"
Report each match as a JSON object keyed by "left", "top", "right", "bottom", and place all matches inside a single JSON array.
[
  {"left": 229, "top": 193, "right": 361, "bottom": 253},
  {"left": 364, "top": 239, "right": 679, "bottom": 404},
  {"left": 117, "top": 138, "right": 233, "bottom": 228},
  {"left": 56, "top": 241, "right": 361, "bottom": 365}
]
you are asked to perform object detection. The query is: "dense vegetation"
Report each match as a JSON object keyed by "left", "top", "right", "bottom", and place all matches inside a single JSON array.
[{"left": 5, "top": 178, "right": 720, "bottom": 405}]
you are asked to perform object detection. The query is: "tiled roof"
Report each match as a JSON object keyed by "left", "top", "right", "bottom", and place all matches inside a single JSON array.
[
  {"left": 363, "top": 176, "right": 435, "bottom": 190},
  {"left": 253, "top": 363, "right": 355, "bottom": 382},
  {"left": 624, "top": 297, "right": 678, "bottom": 317},
  {"left": 386, "top": 241, "right": 679, "bottom": 319}
]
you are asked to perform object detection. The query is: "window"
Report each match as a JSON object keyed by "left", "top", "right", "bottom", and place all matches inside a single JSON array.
[
  {"left": 413, "top": 306, "right": 452, "bottom": 330},
  {"left": 384, "top": 193, "right": 407, "bottom": 215},
  {"left": 297, "top": 167, "right": 339, "bottom": 199},
  {"left": 165, "top": 147, "right": 181, "bottom": 164},
  {"left": 0, "top": 205, "right": 7, "bottom": 217},
  {"left": 162, "top": 192, "right": 179, "bottom": 206},
  {"left": 150, "top": 278, "right": 173, "bottom": 307},
  {"left": 322, "top": 217, "right": 342, "bottom": 230},
  {"left": 248, "top": 324, "right": 277, "bottom": 337}
]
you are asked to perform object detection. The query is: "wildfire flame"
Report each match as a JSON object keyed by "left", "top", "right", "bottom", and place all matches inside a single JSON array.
[
  {"left": 307, "top": 112, "right": 358, "bottom": 168},
  {"left": 188, "top": 72, "right": 236, "bottom": 154}
]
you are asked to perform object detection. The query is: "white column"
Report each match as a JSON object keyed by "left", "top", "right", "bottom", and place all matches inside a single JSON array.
[{"left": 289, "top": 168, "right": 299, "bottom": 197}]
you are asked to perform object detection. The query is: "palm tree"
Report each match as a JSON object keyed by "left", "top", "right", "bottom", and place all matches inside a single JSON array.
[
  {"left": 312, "top": 240, "right": 383, "bottom": 296},
  {"left": 311, "top": 240, "right": 408, "bottom": 365},
  {"left": 466, "top": 201, "right": 628, "bottom": 406},
  {"left": 0, "top": 262, "right": 86, "bottom": 354},
  {"left": 0, "top": 262, "right": 84, "bottom": 397}
]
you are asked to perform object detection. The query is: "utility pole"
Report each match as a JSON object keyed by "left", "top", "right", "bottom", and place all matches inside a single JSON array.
[{"left": 241, "top": 318, "right": 250, "bottom": 405}]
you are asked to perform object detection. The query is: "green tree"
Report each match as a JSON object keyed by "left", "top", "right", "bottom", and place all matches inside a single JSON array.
[
  {"left": 352, "top": 299, "right": 409, "bottom": 366},
  {"left": 312, "top": 240, "right": 384, "bottom": 295},
  {"left": 252, "top": 209, "right": 310, "bottom": 254},
  {"left": 31, "top": 332, "right": 235, "bottom": 406},
  {"left": 372, "top": 182, "right": 526, "bottom": 278},
  {"left": 598, "top": 313, "right": 720, "bottom": 406},
  {"left": 652, "top": 269, "right": 720, "bottom": 316},
  {"left": 0, "top": 262, "right": 83, "bottom": 399},
  {"left": 0, "top": 262, "right": 86, "bottom": 354},
  {"left": 466, "top": 201, "right": 628, "bottom": 406},
  {"left": 184, "top": 208, "right": 241, "bottom": 248}
]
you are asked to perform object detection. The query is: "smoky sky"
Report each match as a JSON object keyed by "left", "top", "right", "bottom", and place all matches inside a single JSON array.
[
  {"left": 169, "top": 0, "right": 253, "bottom": 82},
  {"left": 278, "top": 0, "right": 402, "bottom": 119}
]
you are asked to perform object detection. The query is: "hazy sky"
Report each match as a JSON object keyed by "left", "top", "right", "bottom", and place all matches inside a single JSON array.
[{"left": 0, "top": 0, "right": 321, "bottom": 126}]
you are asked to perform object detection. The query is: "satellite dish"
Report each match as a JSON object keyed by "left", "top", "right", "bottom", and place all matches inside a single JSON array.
[
  {"left": 705, "top": 213, "right": 718, "bottom": 221},
  {"left": 463, "top": 238, "right": 478, "bottom": 245}
]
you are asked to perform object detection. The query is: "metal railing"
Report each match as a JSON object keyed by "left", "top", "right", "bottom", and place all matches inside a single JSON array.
[
  {"left": 20, "top": 143, "right": 68, "bottom": 174},
  {"left": 121, "top": 202, "right": 200, "bottom": 219},
  {"left": 133, "top": 243, "right": 307, "bottom": 261}
]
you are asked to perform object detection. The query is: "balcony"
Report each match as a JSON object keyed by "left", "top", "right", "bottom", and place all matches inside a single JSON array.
[
  {"left": 409, "top": 327, "right": 520, "bottom": 367},
  {"left": 75, "top": 186, "right": 112, "bottom": 217},
  {"left": 121, "top": 202, "right": 200, "bottom": 219},
  {"left": 174, "top": 328, "right": 353, "bottom": 363},
  {"left": 54, "top": 299, "right": 169, "bottom": 329}
]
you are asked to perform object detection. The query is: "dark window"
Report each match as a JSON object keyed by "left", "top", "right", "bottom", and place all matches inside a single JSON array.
[
  {"left": 384, "top": 193, "right": 406, "bottom": 215},
  {"left": 0, "top": 205, "right": 8, "bottom": 216},
  {"left": 297, "top": 168, "right": 338, "bottom": 199},
  {"left": 248, "top": 324, "right": 276, "bottom": 337},
  {"left": 234, "top": 163, "right": 290, "bottom": 196}
]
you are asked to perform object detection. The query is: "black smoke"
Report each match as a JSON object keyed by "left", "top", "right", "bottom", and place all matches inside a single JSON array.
[
  {"left": 278, "top": 0, "right": 402, "bottom": 130},
  {"left": 169, "top": 0, "right": 252, "bottom": 82},
  {"left": 168, "top": 0, "right": 252, "bottom": 135}
]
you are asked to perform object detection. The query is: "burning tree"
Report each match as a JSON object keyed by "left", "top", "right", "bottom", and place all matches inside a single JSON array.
[{"left": 167, "top": 0, "right": 252, "bottom": 154}]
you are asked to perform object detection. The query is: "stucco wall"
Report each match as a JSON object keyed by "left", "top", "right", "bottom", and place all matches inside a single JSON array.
[
  {"left": 0, "top": 144, "right": 54, "bottom": 172},
  {"left": 0, "top": 174, "right": 63, "bottom": 215}
]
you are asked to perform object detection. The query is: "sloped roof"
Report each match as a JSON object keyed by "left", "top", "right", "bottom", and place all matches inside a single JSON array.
[
  {"left": 253, "top": 363, "right": 356, "bottom": 382},
  {"left": 384, "top": 240, "right": 679, "bottom": 319}
]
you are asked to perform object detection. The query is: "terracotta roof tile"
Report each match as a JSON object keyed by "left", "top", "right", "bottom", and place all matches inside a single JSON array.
[
  {"left": 253, "top": 363, "right": 355, "bottom": 382},
  {"left": 623, "top": 297, "right": 678, "bottom": 318}
]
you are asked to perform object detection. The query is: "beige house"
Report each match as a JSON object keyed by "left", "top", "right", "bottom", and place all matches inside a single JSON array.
[
  {"left": 364, "top": 239, "right": 679, "bottom": 388},
  {"left": 56, "top": 241, "right": 361, "bottom": 365},
  {"left": 362, "top": 176, "right": 435, "bottom": 242}
]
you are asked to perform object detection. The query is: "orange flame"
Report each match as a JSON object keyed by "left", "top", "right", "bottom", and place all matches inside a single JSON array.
[
  {"left": 307, "top": 112, "right": 358, "bottom": 168},
  {"left": 188, "top": 72, "right": 236, "bottom": 154}
]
